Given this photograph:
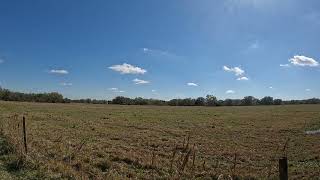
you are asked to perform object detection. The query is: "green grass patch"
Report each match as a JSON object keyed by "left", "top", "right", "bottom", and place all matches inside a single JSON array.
[{"left": 0, "top": 136, "right": 47, "bottom": 179}]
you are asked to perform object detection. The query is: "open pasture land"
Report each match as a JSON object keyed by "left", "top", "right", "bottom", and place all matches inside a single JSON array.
[{"left": 0, "top": 101, "right": 319, "bottom": 179}]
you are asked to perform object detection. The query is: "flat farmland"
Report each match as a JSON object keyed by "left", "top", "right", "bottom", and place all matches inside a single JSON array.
[{"left": 0, "top": 101, "right": 319, "bottom": 179}]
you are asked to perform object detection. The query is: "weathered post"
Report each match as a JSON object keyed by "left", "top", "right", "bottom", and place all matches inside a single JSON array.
[
  {"left": 22, "top": 116, "right": 27, "bottom": 154},
  {"left": 279, "top": 157, "right": 288, "bottom": 180}
]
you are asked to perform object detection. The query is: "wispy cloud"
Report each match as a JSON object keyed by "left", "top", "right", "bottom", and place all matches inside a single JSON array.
[
  {"left": 108, "top": 88, "right": 118, "bottom": 91},
  {"left": 143, "top": 48, "right": 149, "bottom": 52},
  {"left": 60, "top": 82, "right": 72, "bottom": 86},
  {"left": 289, "top": 55, "right": 319, "bottom": 67},
  {"left": 223, "top": 66, "right": 245, "bottom": 76},
  {"left": 237, "top": 76, "right": 249, "bottom": 81},
  {"left": 151, "top": 89, "right": 159, "bottom": 95},
  {"left": 226, "top": 90, "right": 235, "bottom": 94},
  {"left": 133, "top": 78, "right": 150, "bottom": 85},
  {"left": 49, "top": 69, "right": 69, "bottom": 75},
  {"left": 108, "top": 87, "right": 125, "bottom": 93},
  {"left": 0, "top": 59, "right": 4, "bottom": 64},
  {"left": 109, "top": 63, "right": 147, "bottom": 74},
  {"left": 187, "top": 82, "right": 198, "bottom": 87},
  {"left": 305, "top": 89, "right": 311, "bottom": 92},
  {"left": 141, "top": 47, "right": 184, "bottom": 61},
  {"left": 269, "top": 86, "right": 273, "bottom": 89},
  {"left": 280, "top": 64, "right": 290, "bottom": 67},
  {"left": 224, "top": 65, "right": 249, "bottom": 80},
  {"left": 249, "top": 41, "right": 259, "bottom": 49},
  {"left": 241, "top": 40, "right": 261, "bottom": 54},
  {"left": 142, "top": 47, "right": 171, "bottom": 56}
]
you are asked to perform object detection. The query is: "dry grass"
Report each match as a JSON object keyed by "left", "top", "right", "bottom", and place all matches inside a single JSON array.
[{"left": 0, "top": 101, "right": 320, "bottom": 179}]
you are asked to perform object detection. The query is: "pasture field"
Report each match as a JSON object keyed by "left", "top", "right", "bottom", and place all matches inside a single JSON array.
[{"left": 0, "top": 101, "right": 319, "bottom": 179}]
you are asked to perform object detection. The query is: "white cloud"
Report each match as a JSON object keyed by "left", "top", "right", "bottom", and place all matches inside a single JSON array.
[
  {"left": 269, "top": 86, "right": 273, "bottom": 89},
  {"left": 187, "top": 82, "right": 198, "bottom": 87},
  {"left": 133, "top": 78, "right": 150, "bottom": 85},
  {"left": 237, "top": 77, "right": 249, "bottom": 81},
  {"left": 223, "top": 66, "right": 245, "bottom": 76},
  {"left": 280, "top": 64, "right": 290, "bottom": 67},
  {"left": 108, "top": 87, "right": 125, "bottom": 93},
  {"left": 49, "top": 69, "right": 69, "bottom": 75},
  {"left": 60, "top": 82, "right": 72, "bottom": 86},
  {"left": 305, "top": 89, "right": 311, "bottom": 92},
  {"left": 289, "top": 55, "right": 319, "bottom": 67},
  {"left": 224, "top": 66, "right": 250, "bottom": 81},
  {"left": 142, "top": 47, "right": 170, "bottom": 56},
  {"left": 226, "top": 90, "right": 235, "bottom": 94},
  {"left": 143, "top": 48, "right": 149, "bottom": 53},
  {"left": 109, "top": 63, "right": 147, "bottom": 74},
  {"left": 108, "top": 88, "right": 118, "bottom": 91},
  {"left": 151, "top": 89, "right": 159, "bottom": 95}
]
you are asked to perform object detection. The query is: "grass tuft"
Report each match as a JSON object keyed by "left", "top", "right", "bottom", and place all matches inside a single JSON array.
[{"left": 95, "top": 160, "right": 111, "bottom": 172}]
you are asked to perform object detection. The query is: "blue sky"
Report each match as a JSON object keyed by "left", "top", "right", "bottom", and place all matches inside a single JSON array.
[{"left": 0, "top": 0, "right": 319, "bottom": 100}]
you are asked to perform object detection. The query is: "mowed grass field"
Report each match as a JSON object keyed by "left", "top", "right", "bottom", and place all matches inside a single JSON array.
[{"left": 0, "top": 101, "right": 319, "bottom": 179}]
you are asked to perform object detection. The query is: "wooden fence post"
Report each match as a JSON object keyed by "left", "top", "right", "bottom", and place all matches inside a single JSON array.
[
  {"left": 279, "top": 157, "right": 288, "bottom": 180},
  {"left": 22, "top": 116, "right": 27, "bottom": 154}
]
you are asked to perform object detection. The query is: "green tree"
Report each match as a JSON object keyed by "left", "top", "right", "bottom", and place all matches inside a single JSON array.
[
  {"left": 273, "top": 99, "right": 282, "bottom": 105},
  {"left": 206, "top": 95, "right": 218, "bottom": 106},
  {"left": 241, "top": 96, "right": 258, "bottom": 106},
  {"left": 260, "top": 96, "right": 274, "bottom": 105},
  {"left": 195, "top": 97, "right": 206, "bottom": 106}
]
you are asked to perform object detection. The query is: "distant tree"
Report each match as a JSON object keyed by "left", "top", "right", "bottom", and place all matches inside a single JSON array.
[
  {"left": 0, "top": 88, "right": 11, "bottom": 101},
  {"left": 47, "top": 92, "right": 64, "bottom": 103},
  {"left": 224, "top": 99, "right": 233, "bottom": 106},
  {"left": 0, "top": 88, "right": 64, "bottom": 103},
  {"left": 134, "top": 97, "right": 148, "bottom": 105},
  {"left": 273, "top": 99, "right": 283, "bottom": 105},
  {"left": 241, "top": 96, "right": 258, "bottom": 106},
  {"left": 112, "top": 96, "right": 132, "bottom": 105},
  {"left": 91, "top": 99, "right": 99, "bottom": 104},
  {"left": 63, "top": 98, "right": 71, "bottom": 103},
  {"left": 168, "top": 99, "right": 179, "bottom": 106},
  {"left": 181, "top": 98, "right": 196, "bottom": 106},
  {"left": 232, "top": 99, "right": 242, "bottom": 106},
  {"left": 287, "top": 100, "right": 298, "bottom": 104},
  {"left": 305, "top": 98, "right": 320, "bottom": 104},
  {"left": 78, "top": 99, "right": 86, "bottom": 103},
  {"left": 260, "top": 96, "right": 274, "bottom": 105},
  {"left": 195, "top": 97, "right": 206, "bottom": 106},
  {"left": 206, "top": 95, "right": 218, "bottom": 106},
  {"left": 112, "top": 96, "right": 122, "bottom": 104},
  {"left": 1, "top": 86, "right": 320, "bottom": 106},
  {"left": 216, "top": 100, "right": 224, "bottom": 106},
  {"left": 148, "top": 99, "right": 166, "bottom": 106}
]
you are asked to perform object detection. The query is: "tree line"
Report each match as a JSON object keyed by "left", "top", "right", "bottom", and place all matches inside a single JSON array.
[
  {"left": 1, "top": 87, "right": 320, "bottom": 106},
  {"left": 0, "top": 87, "right": 66, "bottom": 103},
  {"left": 112, "top": 95, "right": 320, "bottom": 106}
]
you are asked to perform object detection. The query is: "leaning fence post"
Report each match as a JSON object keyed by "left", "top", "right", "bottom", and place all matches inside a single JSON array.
[
  {"left": 279, "top": 157, "right": 288, "bottom": 180},
  {"left": 22, "top": 116, "right": 28, "bottom": 154}
]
